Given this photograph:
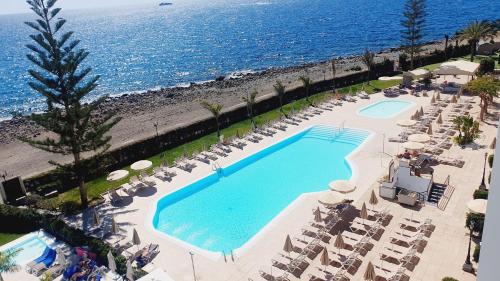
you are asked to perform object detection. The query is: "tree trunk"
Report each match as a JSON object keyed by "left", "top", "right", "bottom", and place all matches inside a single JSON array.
[
  {"left": 74, "top": 153, "right": 88, "bottom": 208},
  {"left": 215, "top": 117, "right": 220, "bottom": 138},
  {"left": 0, "top": 273, "right": 4, "bottom": 281},
  {"left": 470, "top": 42, "right": 476, "bottom": 62},
  {"left": 479, "top": 106, "right": 485, "bottom": 121}
]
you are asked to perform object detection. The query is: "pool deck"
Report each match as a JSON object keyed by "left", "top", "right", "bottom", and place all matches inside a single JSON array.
[{"left": 22, "top": 90, "right": 495, "bottom": 281}]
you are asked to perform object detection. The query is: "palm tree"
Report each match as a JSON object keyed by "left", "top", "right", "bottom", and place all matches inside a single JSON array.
[
  {"left": 331, "top": 60, "right": 337, "bottom": 90},
  {"left": 0, "top": 250, "right": 19, "bottom": 281},
  {"left": 444, "top": 34, "right": 449, "bottom": 59},
  {"left": 361, "top": 49, "right": 375, "bottom": 85},
  {"left": 456, "top": 20, "right": 495, "bottom": 62},
  {"left": 273, "top": 81, "right": 287, "bottom": 117},
  {"left": 200, "top": 101, "right": 224, "bottom": 138},
  {"left": 298, "top": 75, "right": 312, "bottom": 104},
  {"left": 465, "top": 76, "right": 500, "bottom": 121},
  {"left": 242, "top": 90, "right": 258, "bottom": 129}
]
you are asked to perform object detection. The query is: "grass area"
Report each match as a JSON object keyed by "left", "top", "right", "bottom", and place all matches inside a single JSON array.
[
  {"left": 0, "top": 233, "right": 25, "bottom": 246},
  {"left": 418, "top": 62, "right": 442, "bottom": 71},
  {"left": 40, "top": 78, "right": 402, "bottom": 209}
]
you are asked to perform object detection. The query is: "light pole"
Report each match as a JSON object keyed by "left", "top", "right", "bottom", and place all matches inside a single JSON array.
[
  {"left": 189, "top": 252, "right": 197, "bottom": 281},
  {"left": 462, "top": 220, "right": 475, "bottom": 272},
  {"left": 479, "top": 153, "right": 488, "bottom": 190}
]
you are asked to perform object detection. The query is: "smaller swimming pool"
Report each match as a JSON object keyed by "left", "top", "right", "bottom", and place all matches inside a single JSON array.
[
  {"left": 358, "top": 99, "right": 414, "bottom": 119},
  {"left": 0, "top": 232, "right": 52, "bottom": 265}
]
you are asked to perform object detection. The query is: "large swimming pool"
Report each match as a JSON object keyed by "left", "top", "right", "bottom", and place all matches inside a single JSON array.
[
  {"left": 152, "top": 126, "right": 370, "bottom": 253},
  {"left": 358, "top": 99, "right": 414, "bottom": 119}
]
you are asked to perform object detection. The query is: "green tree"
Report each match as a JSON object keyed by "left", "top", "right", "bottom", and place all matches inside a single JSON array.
[
  {"left": 401, "top": 0, "right": 426, "bottom": 70},
  {"left": 453, "top": 116, "right": 480, "bottom": 145},
  {"left": 23, "top": 0, "right": 121, "bottom": 208},
  {"left": 457, "top": 20, "right": 495, "bottom": 62},
  {"left": 465, "top": 76, "right": 500, "bottom": 121},
  {"left": 298, "top": 75, "right": 312, "bottom": 104},
  {"left": 444, "top": 34, "right": 449, "bottom": 59},
  {"left": 273, "top": 81, "right": 287, "bottom": 117},
  {"left": 0, "top": 250, "right": 19, "bottom": 281},
  {"left": 361, "top": 48, "right": 375, "bottom": 84},
  {"left": 242, "top": 90, "right": 258, "bottom": 129},
  {"left": 466, "top": 212, "right": 485, "bottom": 235},
  {"left": 200, "top": 101, "right": 223, "bottom": 138}
]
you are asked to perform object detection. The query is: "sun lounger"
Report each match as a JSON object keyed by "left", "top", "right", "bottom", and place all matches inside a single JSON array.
[
  {"left": 341, "top": 231, "right": 370, "bottom": 249},
  {"left": 308, "top": 266, "right": 346, "bottom": 281},
  {"left": 390, "top": 232, "right": 425, "bottom": 248},
  {"left": 259, "top": 268, "right": 290, "bottom": 281},
  {"left": 216, "top": 143, "right": 232, "bottom": 153},
  {"left": 373, "top": 261, "right": 406, "bottom": 281},
  {"left": 194, "top": 154, "right": 211, "bottom": 164},
  {"left": 399, "top": 218, "right": 432, "bottom": 232},
  {"left": 271, "top": 123, "right": 288, "bottom": 131},
  {"left": 26, "top": 247, "right": 51, "bottom": 272},
  {"left": 108, "top": 189, "right": 123, "bottom": 204},
  {"left": 381, "top": 244, "right": 417, "bottom": 265},
  {"left": 200, "top": 152, "right": 218, "bottom": 161},
  {"left": 43, "top": 262, "right": 66, "bottom": 278},
  {"left": 139, "top": 172, "right": 156, "bottom": 186},
  {"left": 135, "top": 244, "right": 160, "bottom": 268},
  {"left": 31, "top": 248, "right": 57, "bottom": 276}
]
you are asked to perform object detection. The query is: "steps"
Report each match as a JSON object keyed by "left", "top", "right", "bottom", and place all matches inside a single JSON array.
[{"left": 305, "top": 125, "right": 370, "bottom": 145}]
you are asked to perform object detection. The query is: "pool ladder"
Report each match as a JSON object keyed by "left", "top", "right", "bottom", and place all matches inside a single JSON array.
[
  {"left": 222, "top": 250, "right": 235, "bottom": 263},
  {"left": 212, "top": 161, "right": 223, "bottom": 176}
]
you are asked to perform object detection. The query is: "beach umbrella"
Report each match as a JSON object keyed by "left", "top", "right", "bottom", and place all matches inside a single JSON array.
[
  {"left": 490, "top": 137, "right": 496, "bottom": 150},
  {"left": 410, "top": 113, "right": 416, "bottom": 120},
  {"left": 132, "top": 228, "right": 141, "bottom": 249},
  {"left": 430, "top": 95, "right": 436, "bottom": 104},
  {"left": 320, "top": 247, "right": 330, "bottom": 271},
  {"left": 111, "top": 216, "right": 119, "bottom": 235},
  {"left": 437, "top": 114, "right": 443, "bottom": 124},
  {"left": 419, "top": 106, "right": 424, "bottom": 116},
  {"left": 397, "top": 120, "right": 417, "bottom": 127},
  {"left": 283, "top": 235, "right": 294, "bottom": 257},
  {"left": 467, "top": 199, "right": 488, "bottom": 214},
  {"left": 402, "top": 141, "right": 425, "bottom": 151},
  {"left": 334, "top": 233, "right": 345, "bottom": 254},
  {"left": 451, "top": 95, "right": 457, "bottom": 103},
  {"left": 107, "top": 250, "right": 117, "bottom": 273},
  {"left": 360, "top": 203, "right": 368, "bottom": 224},
  {"left": 314, "top": 207, "right": 323, "bottom": 223},
  {"left": 126, "top": 260, "right": 134, "bottom": 281},
  {"left": 363, "top": 262, "right": 376, "bottom": 281},
  {"left": 91, "top": 208, "right": 100, "bottom": 228},
  {"left": 56, "top": 248, "right": 66, "bottom": 267},
  {"left": 369, "top": 190, "right": 379, "bottom": 210},
  {"left": 427, "top": 124, "right": 433, "bottom": 135},
  {"left": 329, "top": 180, "right": 356, "bottom": 193},
  {"left": 107, "top": 170, "right": 129, "bottom": 182},
  {"left": 408, "top": 133, "right": 430, "bottom": 143},
  {"left": 436, "top": 91, "right": 441, "bottom": 100},
  {"left": 319, "top": 192, "right": 342, "bottom": 206},
  {"left": 131, "top": 160, "right": 152, "bottom": 171}
]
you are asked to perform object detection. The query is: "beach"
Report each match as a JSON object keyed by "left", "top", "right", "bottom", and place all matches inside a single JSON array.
[{"left": 0, "top": 40, "right": 447, "bottom": 178}]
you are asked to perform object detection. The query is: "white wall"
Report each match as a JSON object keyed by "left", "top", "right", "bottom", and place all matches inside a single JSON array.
[{"left": 477, "top": 126, "right": 500, "bottom": 280}]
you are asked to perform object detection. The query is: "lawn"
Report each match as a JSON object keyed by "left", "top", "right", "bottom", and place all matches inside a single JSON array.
[
  {"left": 0, "top": 233, "right": 25, "bottom": 246},
  {"left": 40, "top": 78, "right": 402, "bottom": 209}
]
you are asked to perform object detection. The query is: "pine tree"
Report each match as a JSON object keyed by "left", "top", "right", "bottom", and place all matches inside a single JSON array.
[
  {"left": 401, "top": 0, "right": 426, "bottom": 70},
  {"left": 23, "top": 0, "right": 121, "bottom": 208}
]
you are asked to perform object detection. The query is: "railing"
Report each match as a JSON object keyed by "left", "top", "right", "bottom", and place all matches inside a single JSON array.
[{"left": 211, "top": 161, "right": 223, "bottom": 176}]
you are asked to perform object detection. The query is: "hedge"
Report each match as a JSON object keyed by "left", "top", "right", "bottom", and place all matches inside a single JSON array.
[
  {"left": 0, "top": 205, "right": 127, "bottom": 274},
  {"left": 473, "top": 189, "right": 489, "bottom": 200}
]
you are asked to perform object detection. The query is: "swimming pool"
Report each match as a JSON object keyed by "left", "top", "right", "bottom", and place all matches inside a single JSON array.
[
  {"left": 152, "top": 126, "right": 370, "bottom": 253},
  {"left": 0, "top": 233, "right": 51, "bottom": 265},
  {"left": 358, "top": 99, "right": 414, "bottom": 119}
]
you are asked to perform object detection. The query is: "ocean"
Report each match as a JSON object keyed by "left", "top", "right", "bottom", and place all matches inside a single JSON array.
[{"left": 0, "top": 0, "right": 498, "bottom": 119}]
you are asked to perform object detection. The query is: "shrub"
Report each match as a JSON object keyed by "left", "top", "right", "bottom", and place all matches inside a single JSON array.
[
  {"left": 350, "top": 65, "right": 362, "bottom": 72},
  {"left": 473, "top": 189, "right": 489, "bottom": 199},
  {"left": 442, "top": 278, "right": 458, "bottom": 281},
  {"left": 488, "top": 154, "right": 494, "bottom": 168},
  {"left": 479, "top": 57, "right": 495, "bottom": 75},
  {"left": 60, "top": 201, "right": 81, "bottom": 215},
  {"left": 473, "top": 244, "right": 481, "bottom": 262}
]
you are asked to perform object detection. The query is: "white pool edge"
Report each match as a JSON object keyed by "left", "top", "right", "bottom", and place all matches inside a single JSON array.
[{"left": 145, "top": 124, "right": 375, "bottom": 261}]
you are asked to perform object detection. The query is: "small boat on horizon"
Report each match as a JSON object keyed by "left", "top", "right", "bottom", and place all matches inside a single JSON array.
[{"left": 159, "top": 2, "right": 173, "bottom": 6}]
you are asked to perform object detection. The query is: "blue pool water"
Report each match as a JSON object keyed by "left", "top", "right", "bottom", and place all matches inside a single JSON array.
[
  {"left": 358, "top": 100, "right": 414, "bottom": 119},
  {"left": 1, "top": 235, "right": 49, "bottom": 265},
  {"left": 1, "top": 0, "right": 499, "bottom": 119},
  {"left": 153, "top": 126, "right": 370, "bottom": 252}
]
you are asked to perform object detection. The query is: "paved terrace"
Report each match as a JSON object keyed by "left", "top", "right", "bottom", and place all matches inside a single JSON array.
[{"left": 14, "top": 90, "right": 492, "bottom": 281}]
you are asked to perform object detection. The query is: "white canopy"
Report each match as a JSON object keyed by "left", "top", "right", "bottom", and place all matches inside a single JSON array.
[{"left": 435, "top": 60, "right": 480, "bottom": 76}]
